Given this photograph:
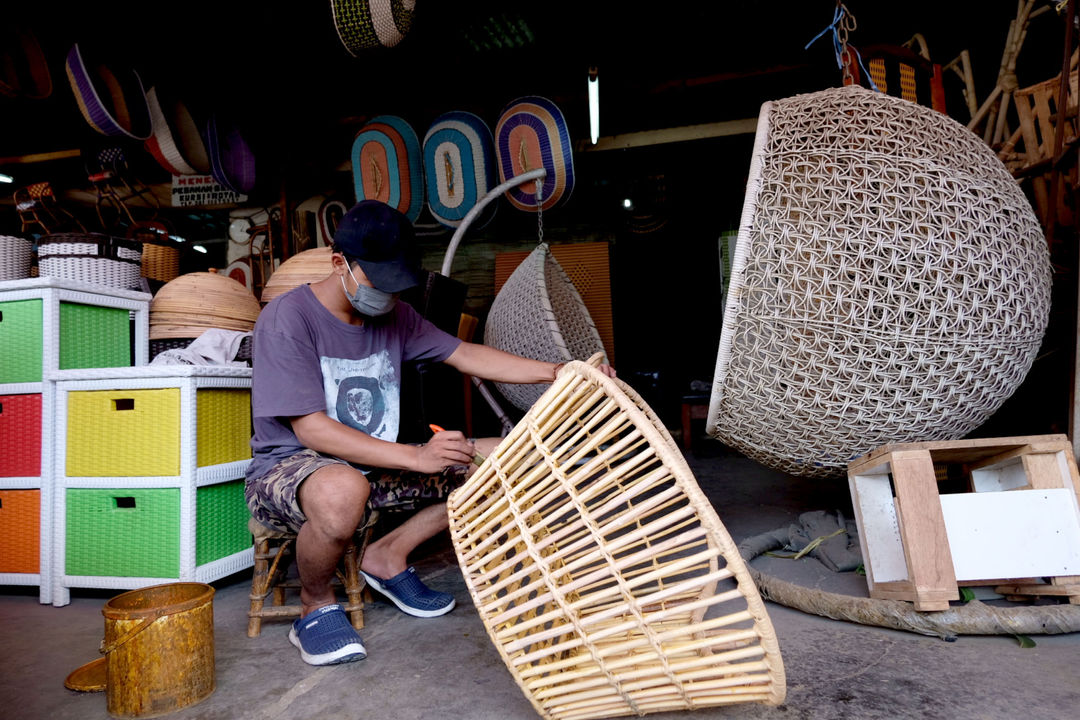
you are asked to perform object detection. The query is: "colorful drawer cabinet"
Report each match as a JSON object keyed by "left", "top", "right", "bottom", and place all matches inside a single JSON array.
[
  {"left": 48, "top": 366, "right": 254, "bottom": 606},
  {"left": 0, "top": 277, "right": 150, "bottom": 388}
]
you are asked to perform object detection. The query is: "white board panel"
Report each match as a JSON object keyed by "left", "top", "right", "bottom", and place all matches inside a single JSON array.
[
  {"left": 853, "top": 474, "right": 908, "bottom": 583},
  {"left": 940, "top": 489, "right": 1080, "bottom": 581}
]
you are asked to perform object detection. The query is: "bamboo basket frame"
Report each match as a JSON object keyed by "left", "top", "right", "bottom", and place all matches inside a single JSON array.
[{"left": 448, "top": 354, "right": 785, "bottom": 720}]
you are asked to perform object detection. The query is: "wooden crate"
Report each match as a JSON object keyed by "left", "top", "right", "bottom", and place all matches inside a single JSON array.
[{"left": 847, "top": 435, "right": 1080, "bottom": 611}]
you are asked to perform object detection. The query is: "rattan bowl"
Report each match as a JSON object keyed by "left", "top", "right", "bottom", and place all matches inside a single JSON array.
[
  {"left": 448, "top": 354, "right": 785, "bottom": 720},
  {"left": 259, "top": 247, "right": 332, "bottom": 304},
  {"left": 150, "top": 269, "right": 261, "bottom": 339}
]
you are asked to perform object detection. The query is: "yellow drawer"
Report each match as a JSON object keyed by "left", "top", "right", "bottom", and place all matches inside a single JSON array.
[
  {"left": 196, "top": 389, "right": 252, "bottom": 466},
  {"left": 67, "top": 389, "right": 180, "bottom": 476}
]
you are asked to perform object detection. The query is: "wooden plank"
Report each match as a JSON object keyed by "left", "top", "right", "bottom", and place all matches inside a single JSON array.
[
  {"left": 890, "top": 450, "right": 958, "bottom": 610},
  {"left": 850, "top": 472, "right": 909, "bottom": 586},
  {"left": 849, "top": 435, "right": 1070, "bottom": 470},
  {"left": 1022, "top": 452, "right": 1067, "bottom": 489},
  {"left": 576, "top": 118, "right": 758, "bottom": 152},
  {"left": 0, "top": 149, "right": 81, "bottom": 165}
]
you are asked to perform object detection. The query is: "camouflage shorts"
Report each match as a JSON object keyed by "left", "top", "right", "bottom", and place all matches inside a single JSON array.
[{"left": 245, "top": 448, "right": 469, "bottom": 534}]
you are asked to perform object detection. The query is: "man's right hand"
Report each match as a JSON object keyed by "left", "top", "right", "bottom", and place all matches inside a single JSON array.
[{"left": 415, "top": 429, "right": 476, "bottom": 473}]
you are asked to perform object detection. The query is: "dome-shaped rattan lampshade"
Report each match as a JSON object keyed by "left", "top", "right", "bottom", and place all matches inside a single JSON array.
[
  {"left": 448, "top": 355, "right": 786, "bottom": 719},
  {"left": 259, "top": 247, "right": 333, "bottom": 304},
  {"left": 149, "top": 269, "right": 261, "bottom": 339},
  {"left": 707, "top": 85, "right": 1053, "bottom": 479}
]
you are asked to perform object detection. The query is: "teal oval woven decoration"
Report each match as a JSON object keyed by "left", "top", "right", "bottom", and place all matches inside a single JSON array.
[
  {"left": 423, "top": 111, "right": 497, "bottom": 229},
  {"left": 331, "top": 0, "right": 416, "bottom": 56},
  {"left": 352, "top": 115, "right": 424, "bottom": 222}
]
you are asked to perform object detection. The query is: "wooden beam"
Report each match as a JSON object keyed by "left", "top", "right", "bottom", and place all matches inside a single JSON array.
[
  {"left": 0, "top": 149, "right": 81, "bottom": 165},
  {"left": 577, "top": 118, "right": 757, "bottom": 152}
]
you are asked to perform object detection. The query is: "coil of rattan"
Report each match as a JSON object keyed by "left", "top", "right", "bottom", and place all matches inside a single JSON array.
[
  {"left": 707, "top": 85, "right": 1052, "bottom": 479},
  {"left": 448, "top": 354, "right": 785, "bottom": 720},
  {"left": 149, "top": 270, "right": 261, "bottom": 339}
]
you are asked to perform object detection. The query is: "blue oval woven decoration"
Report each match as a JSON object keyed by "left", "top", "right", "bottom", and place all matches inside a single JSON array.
[
  {"left": 495, "top": 95, "right": 575, "bottom": 212},
  {"left": 422, "top": 111, "right": 498, "bottom": 228},
  {"left": 65, "top": 43, "right": 152, "bottom": 140},
  {"left": 352, "top": 115, "right": 424, "bottom": 222},
  {"left": 205, "top": 113, "right": 256, "bottom": 195},
  {"left": 331, "top": 0, "right": 416, "bottom": 56}
]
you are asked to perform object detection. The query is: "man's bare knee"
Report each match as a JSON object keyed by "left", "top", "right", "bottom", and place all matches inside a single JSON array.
[{"left": 299, "top": 464, "right": 370, "bottom": 539}]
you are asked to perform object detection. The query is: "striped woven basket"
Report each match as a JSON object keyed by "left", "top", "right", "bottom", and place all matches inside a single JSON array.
[
  {"left": 352, "top": 115, "right": 424, "bottom": 222},
  {"left": 448, "top": 354, "right": 786, "bottom": 720},
  {"left": 64, "top": 43, "right": 152, "bottom": 140},
  {"left": 37, "top": 233, "right": 142, "bottom": 290},
  {"left": 423, "top": 110, "right": 498, "bottom": 228},
  {"left": 144, "top": 85, "right": 209, "bottom": 175},
  {"left": 495, "top": 96, "right": 576, "bottom": 212},
  {"left": 0, "top": 235, "right": 34, "bottom": 281},
  {"left": 331, "top": 0, "right": 416, "bottom": 55}
]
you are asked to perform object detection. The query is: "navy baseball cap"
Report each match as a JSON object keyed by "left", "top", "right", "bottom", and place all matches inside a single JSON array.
[{"left": 333, "top": 200, "right": 421, "bottom": 293}]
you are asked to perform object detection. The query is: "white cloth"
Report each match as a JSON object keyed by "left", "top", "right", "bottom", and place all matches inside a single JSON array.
[{"left": 149, "top": 329, "right": 251, "bottom": 366}]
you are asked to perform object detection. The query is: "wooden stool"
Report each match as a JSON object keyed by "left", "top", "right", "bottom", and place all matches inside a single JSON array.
[{"left": 247, "top": 511, "right": 379, "bottom": 637}]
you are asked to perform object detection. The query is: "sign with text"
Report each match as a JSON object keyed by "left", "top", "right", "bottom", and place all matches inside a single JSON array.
[{"left": 171, "top": 175, "right": 248, "bottom": 207}]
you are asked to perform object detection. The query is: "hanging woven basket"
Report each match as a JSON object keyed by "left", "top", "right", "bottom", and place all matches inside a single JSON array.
[
  {"left": 144, "top": 85, "right": 209, "bottom": 176},
  {"left": 707, "top": 85, "right": 1052, "bottom": 479},
  {"left": 149, "top": 270, "right": 261, "bottom": 339},
  {"left": 483, "top": 243, "right": 607, "bottom": 412},
  {"left": 331, "top": 0, "right": 416, "bottom": 55},
  {"left": 259, "top": 247, "right": 333, "bottom": 304},
  {"left": 448, "top": 354, "right": 786, "bottom": 720},
  {"left": 65, "top": 43, "right": 152, "bottom": 140}
]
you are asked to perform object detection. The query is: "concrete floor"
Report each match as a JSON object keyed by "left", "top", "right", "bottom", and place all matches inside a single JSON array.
[{"left": 3, "top": 443, "right": 1078, "bottom": 720}]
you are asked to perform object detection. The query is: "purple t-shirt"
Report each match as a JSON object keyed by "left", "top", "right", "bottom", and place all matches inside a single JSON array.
[{"left": 247, "top": 284, "right": 462, "bottom": 479}]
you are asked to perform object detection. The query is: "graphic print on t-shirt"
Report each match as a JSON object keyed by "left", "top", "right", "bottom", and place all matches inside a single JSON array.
[{"left": 320, "top": 350, "right": 400, "bottom": 442}]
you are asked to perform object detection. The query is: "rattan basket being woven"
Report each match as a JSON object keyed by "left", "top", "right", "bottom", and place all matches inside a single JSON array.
[
  {"left": 0, "top": 235, "right": 33, "bottom": 281},
  {"left": 707, "top": 85, "right": 1053, "bottom": 479},
  {"left": 149, "top": 270, "right": 261, "bottom": 340},
  {"left": 448, "top": 354, "right": 785, "bottom": 720},
  {"left": 259, "top": 247, "right": 332, "bottom": 304},
  {"left": 484, "top": 243, "right": 608, "bottom": 412}
]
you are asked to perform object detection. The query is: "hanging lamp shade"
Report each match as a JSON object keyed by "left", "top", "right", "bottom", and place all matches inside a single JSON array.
[
  {"left": 65, "top": 43, "right": 152, "bottom": 140},
  {"left": 144, "top": 86, "right": 210, "bottom": 176},
  {"left": 331, "top": 0, "right": 416, "bottom": 55},
  {"left": 707, "top": 85, "right": 1052, "bottom": 479},
  {"left": 423, "top": 111, "right": 498, "bottom": 229},
  {"left": 483, "top": 243, "right": 607, "bottom": 412},
  {"left": 351, "top": 115, "right": 424, "bottom": 222},
  {"left": 494, "top": 95, "right": 575, "bottom": 212}
]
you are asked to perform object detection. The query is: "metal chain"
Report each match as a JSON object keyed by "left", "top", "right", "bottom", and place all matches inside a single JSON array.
[
  {"left": 837, "top": 2, "right": 858, "bottom": 85},
  {"left": 535, "top": 177, "right": 544, "bottom": 245}
]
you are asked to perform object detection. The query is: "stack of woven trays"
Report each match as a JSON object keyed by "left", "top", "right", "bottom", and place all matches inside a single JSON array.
[
  {"left": 149, "top": 270, "right": 260, "bottom": 341},
  {"left": 258, "top": 247, "right": 332, "bottom": 304},
  {"left": 448, "top": 354, "right": 785, "bottom": 720}
]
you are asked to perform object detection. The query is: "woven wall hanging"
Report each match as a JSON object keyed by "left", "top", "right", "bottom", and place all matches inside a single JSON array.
[
  {"left": 423, "top": 110, "right": 498, "bottom": 228},
  {"left": 65, "top": 43, "right": 152, "bottom": 140},
  {"left": 352, "top": 115, "right": 424, "bottom": 222},
  {"left": 448, "top": 355, "right": 786, "bottom": 719},
  {"left": 707, "top": 85, "right": 1052, "bottom": 479},
  {"left": 331, "top": 0, "right": 416, "bottom": 55},
  {"left": 495, "top": 96, "right": 575, "bottom": 212}
]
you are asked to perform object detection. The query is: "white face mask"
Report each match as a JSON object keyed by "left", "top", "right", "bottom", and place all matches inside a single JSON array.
[{"left": 341, "top": 265, "right": 397, "bottom": 316}]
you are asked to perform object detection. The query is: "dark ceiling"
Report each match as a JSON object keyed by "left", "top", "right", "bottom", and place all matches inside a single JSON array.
[{"left": 1, "top": 1, "right": 1072, "bottom": 226}]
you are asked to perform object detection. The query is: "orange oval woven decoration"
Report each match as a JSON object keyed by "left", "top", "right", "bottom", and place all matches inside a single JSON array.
[
  {"left": 448, "top": 356, "right": 785, "bottom": 719},
  {"left": 351, "top": 115, "right": 424, "bottom": 222}
]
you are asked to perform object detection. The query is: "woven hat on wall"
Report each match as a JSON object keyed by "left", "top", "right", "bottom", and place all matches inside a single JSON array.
[
  {"left": 495, "top": 96, "right": 575, "bottom": 212},
  {"left": 150, "top": 270, "right": 261, "bottom": 339},
  {"left": 259, "top": 247, "right": 333, "bottom": 304},
  {"left": 707, "top": 85, "right": 1053, "bottom": 479},
  {"left": 483, "top": 243, "right": 607, "bottom": 412},
  {"left": 144, "top": 86, "right": 210, "bottom": 176},
  {"left": 422, "top": 110, "right": 498, "bottom": 229},
  {"left": 331, "top": 0, "right": 416, "bottom": 55},
  {"left": 205, "top": 112, "right": 256, "bottom": 195},
  {"left": 352, "top": 115, "right": 424, "bottom": 222},
  {"left": 448, "top": 355, "right": 786, "bottom": 720},
  {"left": 65, "top": 43, "right": 152, "bottom": 140}
]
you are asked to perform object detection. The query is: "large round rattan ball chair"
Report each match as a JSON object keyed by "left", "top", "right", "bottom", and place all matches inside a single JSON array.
[{"left": 707, "top": 85, "right": 1052, "bottom": 479}]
